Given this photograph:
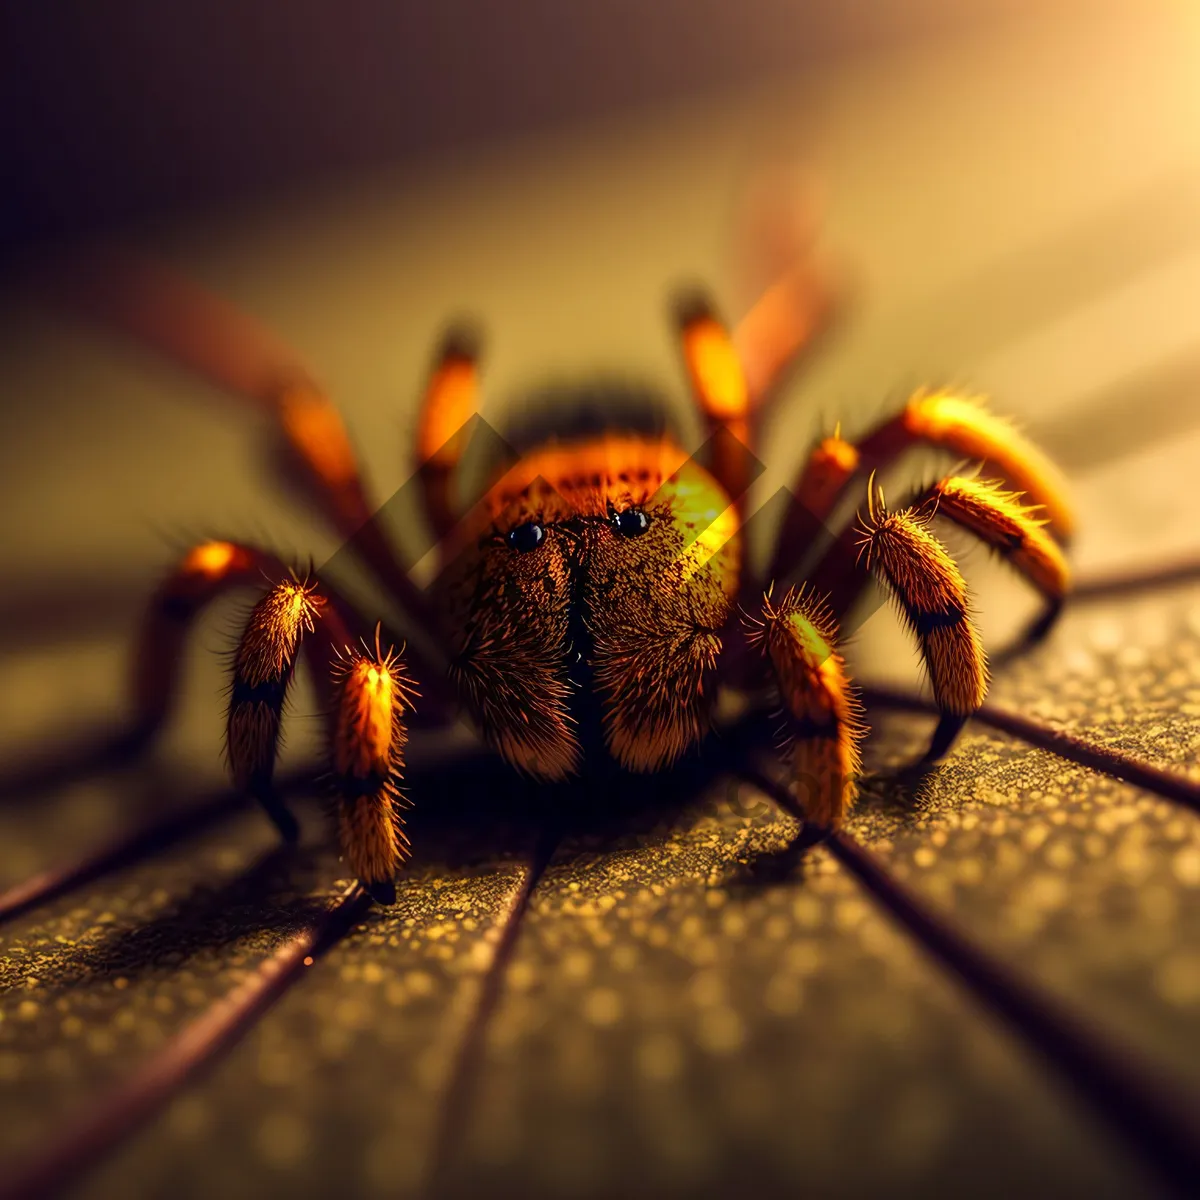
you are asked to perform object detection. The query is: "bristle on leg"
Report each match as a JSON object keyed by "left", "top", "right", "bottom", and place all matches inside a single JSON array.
[
  {"left": 226, "top": 577, "right": 326, "bottom": 841},
  {"left": 857, "top": 477, "right": 988, "bottom": 734},
  {"left": 331, "top": 630, "right": 418, "bottom": 903},
  {"left": 860, "top": 390, "right": 1074, "bottom": 541},
  {"left": 923, "top": 476, "right": 1070, "bottom": 603},
  {"left": 744, "top": 586, "right": 865, "bottom": 829}
]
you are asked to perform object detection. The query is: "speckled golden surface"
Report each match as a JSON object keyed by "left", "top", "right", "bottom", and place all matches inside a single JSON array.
[
  {"left": 7, "top": 594, "right": 1198, "bottom": 1200},
  {"left": 2, "top": 8, "right": 1200, "bottom": 1199}
]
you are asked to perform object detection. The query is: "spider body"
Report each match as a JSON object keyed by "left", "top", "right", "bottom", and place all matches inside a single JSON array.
[
  {"left": 437, "top": 433, "right": 738, "bottom": 782},
  {"left": 115, "top": 256, "right": 1072, "bottom": 906}
]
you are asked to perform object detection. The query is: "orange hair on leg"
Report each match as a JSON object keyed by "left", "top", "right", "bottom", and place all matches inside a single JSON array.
[
  {"left": 922, "top": 476, "right": 1070, "bottom": 603},
  {"left": 415, "top": 327, "right": 481, "bottom": 542},
  {"left": 859, "top": 390, "right": 1073, "bottom": 540},
  {"left": 744, "top": 586, "right": 865, "bottom": 829},
  {"left": 768, "top": 426, "right": 860, "bottom": 585},
  {"left": 135, "top": 540, "right": 277, "bottom": 737},
  {"left": 331, "top": 632, "right": 418, "bottom": 904},
  {"left": 677, "top": 294, "right": 755, "bottom": 507},
  {"left": 225, "top": 575, "right": 350, "bottom": 841},
  {"left": 856, "top": 480, "right": 988, "bottom": 725}
]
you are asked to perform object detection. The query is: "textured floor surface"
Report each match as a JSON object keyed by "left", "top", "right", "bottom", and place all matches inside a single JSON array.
[{"left": 1, "top": 7, "right": 1198, "bottom": 1199}]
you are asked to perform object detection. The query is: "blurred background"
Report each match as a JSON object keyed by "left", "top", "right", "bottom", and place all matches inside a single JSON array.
[
  {"left": 1, "top": 2, "right": 1199, "bottom": 1198},
  {"left": 0, "top": 0, "right": 1123, "bottom": 256}
]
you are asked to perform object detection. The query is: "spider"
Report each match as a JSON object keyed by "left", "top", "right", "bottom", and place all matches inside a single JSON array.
[{"left": 104, "top": 246, "right": 1073, "bottom": 907}]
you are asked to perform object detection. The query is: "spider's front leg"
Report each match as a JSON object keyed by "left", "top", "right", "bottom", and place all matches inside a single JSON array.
[
  {"left": 226, "top": 578, "right": 416, "bottom": 904},
  {"left": 743, "top": 587, "right": 866, "bottom": 832},
  {"left": 326, "top": 633, "right": 417, "bottom": 905},
  {"left": 135, "top": 539, "right": 416, "bottom": 902}
]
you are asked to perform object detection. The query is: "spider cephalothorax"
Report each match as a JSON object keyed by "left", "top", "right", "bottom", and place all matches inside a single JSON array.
[
  {"left": 436, "top": 434, "right": 739, "bottom": 780},
  {"left": 115, "top": 256, "right": 1071, "bottom": 905}
]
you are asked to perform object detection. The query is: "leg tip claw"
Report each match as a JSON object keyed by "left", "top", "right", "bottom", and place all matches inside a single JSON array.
[{"left": 366, "top": 880, "right": 397, "bottom": 906}]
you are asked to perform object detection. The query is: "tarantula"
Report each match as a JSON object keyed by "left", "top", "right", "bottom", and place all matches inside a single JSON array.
[{"left": 106, "top": 250, "right": 1072, "bottom": 905}]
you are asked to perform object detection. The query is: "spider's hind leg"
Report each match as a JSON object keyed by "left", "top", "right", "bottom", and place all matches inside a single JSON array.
[
  {"left": 743, "top": 587, "right": 866, "bottom": 831},
  {"left": 676, "top": 294, "right": 758, "bottom": 508},
  {"left": 414, "top": 326, "right": 482, "bottom": 546}
]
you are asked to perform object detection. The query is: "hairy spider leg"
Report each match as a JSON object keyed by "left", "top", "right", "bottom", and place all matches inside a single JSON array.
[
  {"left": 808, "top": 466, "right": 1073, "bottom": 662},
  {"left": 856, "top": 391, "right": 1073, "bottom": 541},
  {"left": 768, "top": 390, "right": 1074, "bottom": 585},
  {"left": 812, "top": 464, "right": 1072, "bottom": 613},
  {"left": 676, "top": 292, "right": 758, "bottom": 512},
  {"left": 330, "top": 630, "right": 418, "bottom": 904},
  {"left": 226, "top": 573, "right": 340, "bottom": 841},
  {"left": 732, "top": 243, "right": 842, "bottom": 410},
  {"left": 56, "top": 253, "right": 438, "bottom": 640},
  {"left": 743, "top": 586, "right": 866, "bottom": 830},
  {"left": 135, "top": 542, "right": 323, "bottom": 735},
  {"left": 227, "top": 577, "right": 416, "bottom": 901},
  {"left": 135, "top": 540, "right": 420, "bottom": 898},
  {"left": 414, "top": 325, "right": 482, "bottom": 548},
  {"left": 133, "top": 541, "right": 349, "bottom": 836},
  {"left": 840, "top": 478, "right": 991, "bottom": 763},
  {"left": 917, "top": 475, "right": 1070, "bottom": 640}
]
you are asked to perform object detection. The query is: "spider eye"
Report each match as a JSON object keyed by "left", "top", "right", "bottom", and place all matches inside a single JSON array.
[
  {"left": 507, "top": 521, "right": 546, "bottom": 552},
  {"left": 612, "top": 507, "right": 650, "bottom": 538}
]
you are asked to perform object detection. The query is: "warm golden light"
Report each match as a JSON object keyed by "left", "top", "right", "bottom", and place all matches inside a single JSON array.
[
  {"left": 181, "top": 540, "right": 248, "bottom": 579},
  {"left": 903, "top": 392, "right": 1074, "bottom": 539},
  {"left": 683, "top": 316, "right": 749, "bottom": 420},
  {"left": 932, "top": 476, "right": 1070, "bottom": 600},
  {"left": 734, "top": 271, "right": 824, "bottom": 404},
  {"left": 336, "top": 656, "right": 401, "bottom": 779},
  {"left": 417, "top": 356, "right": 478, "bottom": 467},
  {"left": 277, "top": 383, "right": 359, "bottom": 489},
  {"left": 796, "top": 433, "right": 860, "bottom": 520}
]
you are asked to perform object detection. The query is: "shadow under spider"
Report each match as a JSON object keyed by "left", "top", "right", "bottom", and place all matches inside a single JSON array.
[
  {"left": 12, "top": 712, "right": 785, "bottom": 1003},
  {"left": 400, "top": 706, "right": 788, "bottom": 868},
  {"left": 26, "top": 844, "right": 331, "bottom": 1003}
]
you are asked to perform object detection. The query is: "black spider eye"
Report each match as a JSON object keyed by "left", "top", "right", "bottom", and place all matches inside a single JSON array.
[
  {"left": 507, "top": 521, "right": 546, "bottom": 552},
  {"left": 612, "top": 507, "right": 650, "bottom": 537}
]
